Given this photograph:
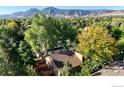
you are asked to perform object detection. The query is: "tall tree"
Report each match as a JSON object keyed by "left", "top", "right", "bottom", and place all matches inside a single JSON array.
[
  {"left": 77, "top": 26, "right": 117, "bottom": 63},
  {"left": 25, "top": 15, "right": 61, "bottom": 54}
]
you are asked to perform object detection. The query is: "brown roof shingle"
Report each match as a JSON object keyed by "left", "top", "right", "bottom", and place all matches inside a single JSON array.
[{"left": 50, "top": 52, "right": 82, "bottom": 68}]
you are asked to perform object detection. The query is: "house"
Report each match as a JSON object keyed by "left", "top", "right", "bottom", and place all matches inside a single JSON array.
[
  {"left": 36, "top": 47, "right": 83, "bottom": 76},
  {"left": 45, "top": 49, "right": 83, "bottom": 76},
  {"left": 50, "top": 52, "right": 82, "bottom": 68}
]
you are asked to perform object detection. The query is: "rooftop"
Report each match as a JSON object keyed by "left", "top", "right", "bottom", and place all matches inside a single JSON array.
[{"left": 50, "top": 51, "right": 82, "bottom": 68}]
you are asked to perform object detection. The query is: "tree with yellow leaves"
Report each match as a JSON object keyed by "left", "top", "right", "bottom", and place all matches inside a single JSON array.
[
  {"left": 76, "top": 26, "right": 119, "bottom": 75},
  {"left": 77, "top": 26, "right": 117, "bottom": 64},
  {"left": 7, "top": 20, "right": 19, "bottom": 31}
]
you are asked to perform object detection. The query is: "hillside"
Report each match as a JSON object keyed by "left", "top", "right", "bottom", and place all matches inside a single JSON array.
[{"left": 0, "top": 7, "right": 116, "bottom": 19}]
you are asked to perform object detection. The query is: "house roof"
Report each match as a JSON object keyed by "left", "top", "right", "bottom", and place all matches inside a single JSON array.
[{"left": 50, "top": 52, "right": 82, "bottom": 68}]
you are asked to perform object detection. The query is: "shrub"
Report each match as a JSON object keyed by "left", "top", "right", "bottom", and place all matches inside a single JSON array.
[
  {"left": 60, "top": 61, "right": 72, "bottom": 76},
  {"left": 26, "top": 65, "right": 37, "bottom": 76}
]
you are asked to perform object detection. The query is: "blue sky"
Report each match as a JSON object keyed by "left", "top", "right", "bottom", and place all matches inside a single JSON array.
[{"left": 0, "top": 6, "right": 124, "bottom": 15}]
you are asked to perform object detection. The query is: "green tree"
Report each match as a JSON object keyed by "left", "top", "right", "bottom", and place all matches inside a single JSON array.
[
  {"left": 18, "top": 41, "right": 36, "bottom": 66},
  {"left": 0, "top": 23, "right": 37, "bottom": 76},
  {"left": 25, "top": 15, "right": 61, "bottom": 54},
  {"left": 116, "top": 37, "right": 124, "bottom": 60},
  {"left": 111, "top": 27, "right": 122, "bottom": 40},
  {"left": 58, "top": 18, "right": 78, "bottom": 48}
]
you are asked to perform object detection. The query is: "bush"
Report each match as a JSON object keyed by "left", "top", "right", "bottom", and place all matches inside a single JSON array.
[
  {"left": 79, "top": 60, "right": 103, "bottom": 76},
  {"left": 0, "top": 62, "right": 15, "bottom": 76},
  {"left": 60, "top": 61, "right": 72, "bottom": 76},
  {"left": 115, "top": 37, "right": 124, "bottom": 60},
  {"left": 111, "top": 27, "right": 122, "bottom": 40},
  {"left": 26, "top": 65, "right": 37, "bottom": 76}
]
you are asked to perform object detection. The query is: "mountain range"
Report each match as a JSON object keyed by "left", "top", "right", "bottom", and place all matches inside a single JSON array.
[{"left": 0, "top": 7, "right": 124, "bottom": 19}]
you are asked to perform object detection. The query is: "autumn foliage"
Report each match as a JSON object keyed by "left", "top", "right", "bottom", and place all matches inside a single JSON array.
[{"left": 77, "top": 26, "right": 118, "bottom": 63}]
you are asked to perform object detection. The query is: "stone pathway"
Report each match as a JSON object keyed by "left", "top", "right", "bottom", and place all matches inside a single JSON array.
[{"left": 93, "top": 60, "right": 124, "bottom": 76}]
